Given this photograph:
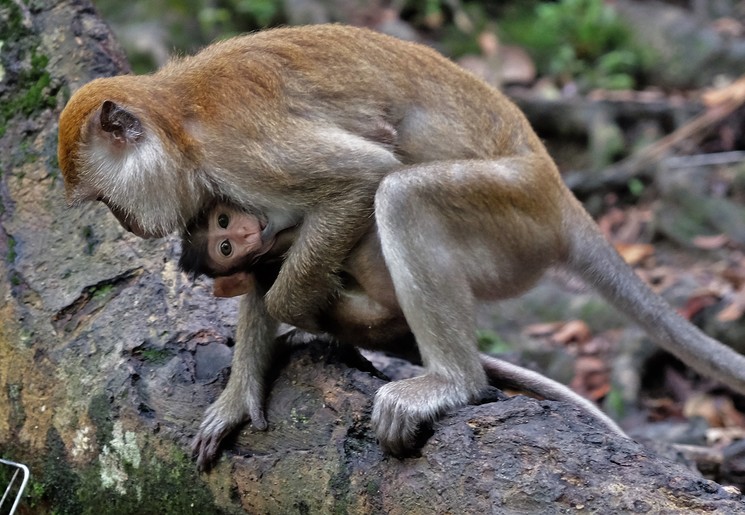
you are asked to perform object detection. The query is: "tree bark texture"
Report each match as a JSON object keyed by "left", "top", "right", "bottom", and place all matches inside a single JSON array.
[{"left": 0, "top": 0, "right": 744, "bottom": 513}]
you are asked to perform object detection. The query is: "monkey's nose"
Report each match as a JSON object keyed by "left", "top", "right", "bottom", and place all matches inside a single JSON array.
[{"left": 237, "top": 226, "right": 254, "bottom": 242}]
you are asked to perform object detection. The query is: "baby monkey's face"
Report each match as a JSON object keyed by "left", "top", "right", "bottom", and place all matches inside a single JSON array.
[{"left": 206, "top": 205, "right": 267, "bottom": 272}]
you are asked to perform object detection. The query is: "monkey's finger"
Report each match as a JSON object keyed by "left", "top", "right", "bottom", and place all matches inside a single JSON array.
[
  {"left": 377, "top": 422, "right": 411, "bottom": 456},
  {"left": 373, "top": 406, "right": 408, "bottom": 455},
  {"left": 195, "top": 442, "right": 220, "bottom": 472},
  {"left": 192, "top": 437, "right": 212, "bottom": 471},
  {"left": 193, "top": 428, "right": 229, "bottom": 470},
  {"left": 250, "top": 408, "right": 268, "bottom": 431},
  {"left": 192, "top": 414, "right": 231, "bottom": 468},
  {"left": 195, "top": 444, "right": 212, "bottom": 472}
]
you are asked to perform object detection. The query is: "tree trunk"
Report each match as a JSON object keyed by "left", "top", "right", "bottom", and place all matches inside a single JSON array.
[{"left": 1, "top": 0, "right": 744, "bottom": 513}]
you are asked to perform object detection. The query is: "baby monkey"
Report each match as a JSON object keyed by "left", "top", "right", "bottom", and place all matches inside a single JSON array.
[
  {"left": 180, "top": 202, "right": 280, "bottom": 282},
  {"left": 180, "top": 201, "right": 627, "bottom": 464}
]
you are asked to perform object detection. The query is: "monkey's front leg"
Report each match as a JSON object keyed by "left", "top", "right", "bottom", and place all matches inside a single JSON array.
[
  {"left": 193, "top": 287, "right": 279, "bottom": 470},
  {"left": 264, "top": 198, "right": 375, "bottom": 331}
]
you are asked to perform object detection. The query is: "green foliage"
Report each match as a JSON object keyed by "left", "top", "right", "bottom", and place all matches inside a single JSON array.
[
  {"left": 401, "top": 0, "right": 449, "bottom": 24},
  {"left": 76, "top": 445, "right": 223, "bottom": 515},
  {"left": 43, "top": 429, "right": 84, "bottom": 515},
  {"left": 26, "top": 479, "right": 47, "bottom": 509},
  {"left": 20, "top": 52, "right": 55, "bottom": 112},
  {"left": 627, "top": 178, "right": 645, "bottom": 197},
  {"left": 136, "top": 347, "right": 173, "bottom": 365},
  {"left": 9, "top": 271, "right": 21, "bottom": 286},
  {"left": 0, "top": 0, "right": 58, "bottom": 138},
  {"left": 81, "top": 225, "right": 96, "bottom": 255},
  {"left": 6, "top": 234, "right": 16, "bottom": 263},
  {"left": 198, "top": 0, "right": 283, "bottom": 39},
  {"left": 91, "top": 284, "right": 114, "bottom": 300},
  {"left": 500, "top": 0, "right": 654, "bottom": 91},
  {"left": 437, "top": 2, "right": 489, "bottom": 57},
  {"left": 232, "top": 0, "right": 280, "bottom": 27},
  {"left": 95, "top": 0, "right": 285, "bottom": 65},
  {"left": 476, "top": 328, "right": 512, "bottom": 353},
  {"left": 603, "top": 386, "right": 627, "bottom": 419}
]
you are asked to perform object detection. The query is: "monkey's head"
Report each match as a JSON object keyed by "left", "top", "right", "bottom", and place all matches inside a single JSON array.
[
  {"left": 58, "top": 77, "right": 207, "bottom": 238},
  {"left": 179, "top": 201, "right": 277, "bottom": 279}
]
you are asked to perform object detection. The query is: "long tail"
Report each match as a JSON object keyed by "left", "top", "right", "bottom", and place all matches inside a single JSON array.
[
  {"left": 565, "top": 205, "right": 745, "bottom": 395},
  {"left": 480, "top": 354, "right": 628, "bottom": 438}
]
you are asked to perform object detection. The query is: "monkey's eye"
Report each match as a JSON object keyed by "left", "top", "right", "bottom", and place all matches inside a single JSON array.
[
  {"left": 219, "top": 240, "right": 233, "bottom": 257},
  {"left": 217, "top": 213, "right": 230, "bottom": 229}
]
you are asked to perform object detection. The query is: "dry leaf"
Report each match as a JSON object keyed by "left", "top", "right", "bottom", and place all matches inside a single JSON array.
[
  {"left": 679, "top": 293, "right": 718, "bottom": 320},
  {"left": 524, "top": 322, "right": 564, "bottom": 338},
  {"left": 614, "top": 242, "right": 655, "bottom": 266},
  {"left": 717, "top": 301, "right": 744, "bottom": 322},
  {"left": 692, "top": 234, "right": 730, "bottom": 250},
  {"left": 706, "top": 427, "right": 745, "bottom": 446},
  {"left": 552, "top": 320, "right": 592, "bottom": 345},
  {"left": 685, "top": 393, "right": 724, "bottom": 427},
  {"left": 524, "top": 320, "right": 592, "bottom": 345},
  {"left": 636, "top": 266, "right": 677, "bottom": 293},
  {"left": 711, "top": 17, "right": 744, "bottom": 38},
  {"left": 213, "top": 272, "right": 254, "bottom": 298},
  {"left": 643, "top": 397, "right": 684, "bottom": 421},
  {"left": 701, "top": 75, "right": 745, "bottom": 107},
  {"left": 571, "top": 355, "right": 611, "bottom": 401},
  {"left": 685, "top": 393, "right": 745, "bottom": 428},
  {"left": 717, "top": 286, "right": 745, "bottom": 322},
  {"left": 597, "top": 207, "right": 626, "bottom": 238}
]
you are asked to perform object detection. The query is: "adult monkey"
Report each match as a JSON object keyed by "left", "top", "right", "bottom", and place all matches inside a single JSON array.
[{"left": 58, "top": 25, "right": 745, "bottom": 463}]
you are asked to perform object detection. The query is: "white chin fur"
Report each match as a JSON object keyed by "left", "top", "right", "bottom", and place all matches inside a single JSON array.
[{"left": 78, "top": 134, "right": 203, "bottom": 235}]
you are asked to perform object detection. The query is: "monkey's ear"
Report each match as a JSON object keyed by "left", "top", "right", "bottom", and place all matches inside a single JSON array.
[{"left": 99, "top": 100, "right": 143, "bottom": 144}]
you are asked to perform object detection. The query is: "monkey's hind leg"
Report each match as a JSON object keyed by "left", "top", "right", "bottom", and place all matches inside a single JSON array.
[
  {"left": 372, "top": 166, "right": 496, "bottom": 455},
  {"left": 372, "top": 157, "right": 568, "bottom": 454}
]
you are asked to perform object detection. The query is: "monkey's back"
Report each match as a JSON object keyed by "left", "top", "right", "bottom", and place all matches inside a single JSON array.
[{"left": 163, "top": 24, "right": 546, "bottom": 163}]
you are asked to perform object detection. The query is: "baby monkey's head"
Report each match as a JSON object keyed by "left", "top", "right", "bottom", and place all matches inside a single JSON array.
[{"left": 179, "top": 200, "right": 270, "bottom": 279}]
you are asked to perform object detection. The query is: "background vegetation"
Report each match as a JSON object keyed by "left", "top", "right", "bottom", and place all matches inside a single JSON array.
[{"left": 93, "top": 0, "right": 656, "bottom": 91}]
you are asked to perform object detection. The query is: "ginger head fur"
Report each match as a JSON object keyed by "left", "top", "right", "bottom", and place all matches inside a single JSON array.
[{"left": 58, "top": 77, "right": 209, "bottom": 237}]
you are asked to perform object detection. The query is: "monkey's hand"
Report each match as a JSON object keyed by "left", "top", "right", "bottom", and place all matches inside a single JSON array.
[
  {"left": 371, "top": 374, "right": 481, "bottom": 455},
  {"left": 192, "top": 380, "right": 268, "bottom": 471}
]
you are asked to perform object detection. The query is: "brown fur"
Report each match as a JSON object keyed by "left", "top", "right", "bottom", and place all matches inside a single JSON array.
[{"left": 59, "top": 25, "right": 745, "bottom": 467}]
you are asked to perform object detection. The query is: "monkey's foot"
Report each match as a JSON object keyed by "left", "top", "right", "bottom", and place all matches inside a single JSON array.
[
  {"left": 192, "top": 393, "right": 267, "bottom": 471},
  {"left": 371, "top": 375, "right": 477, "bottom": 455}
]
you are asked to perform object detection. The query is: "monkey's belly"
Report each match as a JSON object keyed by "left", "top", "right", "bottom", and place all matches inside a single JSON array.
[{"left": 321, "top": 291, "right": 410, "bottom": 349}]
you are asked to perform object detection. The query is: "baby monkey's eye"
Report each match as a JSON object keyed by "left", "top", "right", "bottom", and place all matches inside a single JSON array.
[
  {"left": 217, "top": 213, "right": 230, "bottom": 229},
  {"left": 220, "top": 240, "right": 232, "bottom": 257}
]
